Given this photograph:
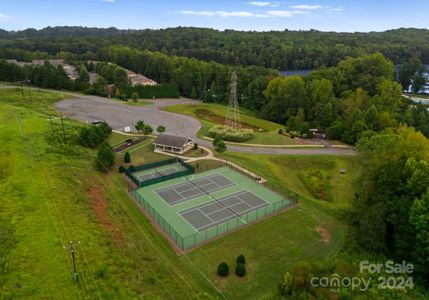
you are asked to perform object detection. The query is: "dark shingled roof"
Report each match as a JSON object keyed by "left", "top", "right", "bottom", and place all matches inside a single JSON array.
[{"left": 153, "top": 134, "right": 192, "bottom": 148}]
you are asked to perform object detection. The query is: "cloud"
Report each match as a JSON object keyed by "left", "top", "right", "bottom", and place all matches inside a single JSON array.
[
  {"left": 179, "top": 10, "right": 215, "bottom": 16},
  {"left": 178, "top": 10, "right": 254, "bottom": 18},
  {"left": 0, "top": 13, "right": 13, "bottom": 22},
  {"left": 291, "top": 5, "right": 324, "bottom": 10},
  {"left": 327, "top": 6, "right": 344, "bottom": 12},
  {"left": 176, "top": 3, "right": 343, "bottom": 19},
  {"left": 266, "top": 10, "right": 294, "bottom": 17},
  {"left": 247, "top": 1, "right": 281, "bottom": 7},
  {"left": 247, "top": 1, "right": 271, "bottom": 6},
  {"left": 292, "top": 10, "right": 310, "bottom": 15},
  {"left": 100, "top": 0, "right": 115, "bottom": 2}
]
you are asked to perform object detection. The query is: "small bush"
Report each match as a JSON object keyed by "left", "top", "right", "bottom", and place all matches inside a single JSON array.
[
  {"left": 128, "top": 165, "right": 135, "bottom": 172},
  {"left": 208, "top": 125, "right": 254, "bottom": 142},
  {"left": 193, "top": 143, "right": 199, "bottom": 150},
  {"left": 236, "top": 254, "right": 246, "bottom": 265},
  {"left": 278, "top": 128, "right": 283, "bottom": 135},
  {"left": 118, "top": 166, "right": 125, "bottom": 173},
  {"left": 217, "top": 262, "right": 229, "bottom": 277},
  {"left": 235, "top": 263, "right": 246, "bottom": 277},
  {"left": 156, "top": 125, "right": 166, "bottom": 133},
  {"left": 131, "top": 92, "right": 139, "bottom": 102},
  {"left": 124, "top": 152, "right": 131, "bottom": 163},
  {"left": 213, "top": 140, "right": 226, "bottom": 153}
]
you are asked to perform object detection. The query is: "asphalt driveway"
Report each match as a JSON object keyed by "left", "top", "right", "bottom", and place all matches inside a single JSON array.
[{"left": 55, "top": 95, "right": 357, "bottom": 156}]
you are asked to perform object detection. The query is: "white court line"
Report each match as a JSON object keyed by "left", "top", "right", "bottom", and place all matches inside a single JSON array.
[{"left": 197, "top": 207, "right": 216, "bottom": 223}]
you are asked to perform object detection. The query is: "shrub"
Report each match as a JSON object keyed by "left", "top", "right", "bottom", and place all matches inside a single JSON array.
[
  {"left": 236, "top": 254, "right": 246, "bottom": 265},
  {"left": 279, "top": 272, "right": 293, "bottom": 296},
  {"left": 193, "top": 143, "right": 199, "bottom": 150},
  {"left": 143, "top": 125, "right": 153, "bottom": 135},
  {"left": 135, "top": 120, "right": 145, "bottom": 131},
  {"left": 208, "top": 125, "right": 254, "bottom": 143},
  {"left": 213, "top": 137, "right": 222, "bottom": 147},
  {"left": 156, "top": 125, "right": 166, "bottom": 133},
  {"left": 214, "top": 139, "right": 227, "bottom": 153},
  {"left": 298, "top": 169, "right": 332, "bottom": 201},
  {"left": 278, "top": 128, "right": 284, "bottom": 135},
  {"left": 235, "top": 263, "right": 246, "bottom": 277},
  {"left": 131, "top": 92, "right": 139, "bottom": 102},
  {"left": 118, "top": 166, "right": 125, "bottom": 173},
  {"left": 217, "top": 262, "right": 229, "bottom": 277},
  {"left": 79, "top": 123, "right": 112, "bottom": 148},
  {"left": 128, "top": 165, "right": 135, "bottom": 172},
  {"left": 96, "top": 143, "right": 115, "bottom": 172},
  {"left": 124, "top": 152, "right": 131, "bottom": 163}
]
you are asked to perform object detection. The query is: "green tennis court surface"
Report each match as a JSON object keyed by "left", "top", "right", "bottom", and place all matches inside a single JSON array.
[
  {"left": 133, "top": 162, "right": 188, "bottom": 182},
  {"left": 131, "top": 166, "right": 295, "bottom": 250}
]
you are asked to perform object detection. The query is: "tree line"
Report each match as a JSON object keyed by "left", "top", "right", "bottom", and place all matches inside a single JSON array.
[
  {"left": 1, "top": 26, "right": 429, "bottom": 69},
  {"left": 262, "top": 53, "right": 429, "bottom": 143}
]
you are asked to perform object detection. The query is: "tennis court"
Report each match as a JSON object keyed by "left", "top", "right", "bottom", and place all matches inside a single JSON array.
[
  {"left": 156, "top": 174, "right": 235, "bottom": 205},
  {"left": 133, "top": 162, "right": 188, "bottom": 182},
  {"left": 131, "top": 166, "right": 296, "bottom": 250},
  {"left": 180, "top": 191, "right": 268, "bottom": 232}
]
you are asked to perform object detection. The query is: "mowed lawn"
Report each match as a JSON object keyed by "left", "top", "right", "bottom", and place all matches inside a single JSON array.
[
  {"left": 164, "top": 103, "right": 297, "bottom": 145},
  {"left": 187, "top": 152, "right": 359, "bottom": 299}
]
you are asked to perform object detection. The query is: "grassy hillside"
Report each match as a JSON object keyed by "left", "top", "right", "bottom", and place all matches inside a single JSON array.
[
  {"left": 0, "top": 88, "right": 358, "bottom": 299},
  {"left": 0, "top": 90, "right": 219, "bottom": 299},
  {"left": 164, "top": 103, "right": 297, "bottom": 145}
]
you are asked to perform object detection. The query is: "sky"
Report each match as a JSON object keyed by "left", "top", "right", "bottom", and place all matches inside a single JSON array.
[{"left": 0, "top": 0, "right": 428, "bottom": 32}]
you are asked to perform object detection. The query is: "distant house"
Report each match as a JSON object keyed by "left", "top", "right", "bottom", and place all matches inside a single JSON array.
[
  {"left": 153, "top": 134, "right": 193, "bottom": 154},
  {"left": 88, "top": 72, "right": 98, "bottom": 85},
  {"left": 5, "top": 59, "right": 79, "bottom": 81},
  {"left": 405, "top": 66, "right": 429, "bottom": 95},
  {"left": 126, "top": 69, "right": 157, "bottom": 86}
]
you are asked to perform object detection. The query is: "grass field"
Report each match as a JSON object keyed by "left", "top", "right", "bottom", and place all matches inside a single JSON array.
[
  {"left": 182, "top": 152, "right": 359, "bottom": 298},
  {"left": 164, "top": 103, "right": 297, "bottom": 145},
  {"left": 0, "top": 88, "right": 358, "bottom": 299}
]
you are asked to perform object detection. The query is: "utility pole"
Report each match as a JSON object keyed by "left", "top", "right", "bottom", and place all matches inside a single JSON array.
[
  {"left": 69, "top": 241, "right": 78, "bottom": 282},
  {"left": 48, "top": 117, "right": 56, "bottom": 143},
  {"left": 20, "top": 83, "right": 26, "bottom": 102},
  {"left": 60, "top": 113, "right": 67, "bottom": 145},
  {"left": 17, "top": 119, "right": 24, "bottom": 138}
]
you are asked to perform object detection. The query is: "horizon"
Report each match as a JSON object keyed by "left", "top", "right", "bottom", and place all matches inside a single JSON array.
[
  {"left": 1, "top": 25, "right": 428, "bottom": 35},
  {"left": 0, "top": 0, "right": 428, "bottom": 32}
]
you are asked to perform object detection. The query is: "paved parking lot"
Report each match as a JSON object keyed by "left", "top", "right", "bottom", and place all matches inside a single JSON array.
[{"left": 55, "top": 95, "right": 201, "bottom": 137}]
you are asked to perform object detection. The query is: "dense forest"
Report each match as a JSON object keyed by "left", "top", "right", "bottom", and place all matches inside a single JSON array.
[{"left": 0, "top": 26, "right": 429, "bottom": 69}]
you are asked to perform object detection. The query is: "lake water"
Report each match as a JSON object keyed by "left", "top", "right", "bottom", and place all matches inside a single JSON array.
[{"left": 280, "top": 69, "right": 313, "bottom": 77}]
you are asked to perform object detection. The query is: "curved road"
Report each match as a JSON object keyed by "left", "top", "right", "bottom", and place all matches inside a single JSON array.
[{"left": 55, "top": 95, "right": 357, "bottom": 156}]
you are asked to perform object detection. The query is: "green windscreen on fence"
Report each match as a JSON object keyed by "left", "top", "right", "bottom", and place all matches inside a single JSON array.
[{"left": 125, "top": 158, "right": 194, "bottom": 188}]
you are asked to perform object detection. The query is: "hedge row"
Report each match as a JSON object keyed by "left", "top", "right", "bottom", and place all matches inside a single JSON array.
[
  {"left": 123, "top": 83, "right": 180, "bottom": 99},
  {"left": 208, "top": 125, "right": 254, "bottom": 143}
]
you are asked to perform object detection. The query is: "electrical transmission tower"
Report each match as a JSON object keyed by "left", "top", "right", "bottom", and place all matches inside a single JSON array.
[{"left": 224, "top": 71, "right": 241, "bottom": 129}]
